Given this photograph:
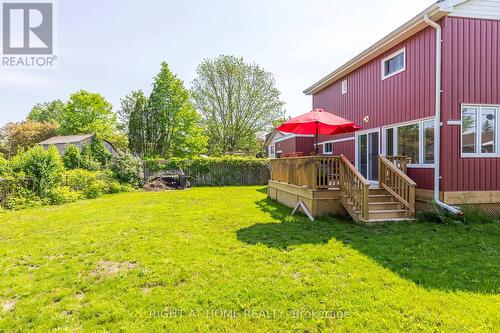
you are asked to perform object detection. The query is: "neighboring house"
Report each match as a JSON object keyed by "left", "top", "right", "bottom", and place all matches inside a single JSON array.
[
  {"left": 39, "top": 134, "right": 118, "bottom": 156},
  {"left": 274, "top": 134, "right": 315, "bottom": 157},
  {"left": 299, "top": 0, "right": 500, "bottom": 213},
  {"left": 264, "top": 129, "right": 316, "bottom": 158},
  {"left": 264, "top": 129, "right": 285, "bottom": 158}
]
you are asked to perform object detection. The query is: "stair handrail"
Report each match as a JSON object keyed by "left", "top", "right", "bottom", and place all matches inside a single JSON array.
[
  {"left": 378, "top": 155, "right": 417, "bottom": 218},
  {"left": 385, "top": 155, "right": 411, "bottom": 173},
  {"left": 339, "top": 155, "right": 370, "bottom": 220}
]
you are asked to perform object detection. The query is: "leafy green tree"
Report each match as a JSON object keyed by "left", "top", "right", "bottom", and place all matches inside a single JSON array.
[
  {"left": 0, "top": 121, "right": 59, "bottom": 157},
  {"left": 60, "top": 90, "right": 118, "bottom": 139},
  {"left": 191, "top": 55, "right": 285, "bottom": 155},
  {"left": 63, "top": 145, "right": 81, "bottom": 170},
  {"left": 121, "top": 63, "right": 207, "bottom": 158},
  {"left": 27, "top": 100, "right": 65, "bottom": 124},
  {"left": 120, "top": 91, "right": 150, "bottom": 156}
]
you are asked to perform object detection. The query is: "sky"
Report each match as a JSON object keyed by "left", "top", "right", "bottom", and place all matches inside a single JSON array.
[{"left": 0, "top": 0, "right": 435, "bottom": 125}]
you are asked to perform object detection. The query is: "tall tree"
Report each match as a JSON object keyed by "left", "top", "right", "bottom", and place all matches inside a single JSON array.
[
  {"left": 59, "top": 90, "right": 118, "bottom": 139},
  {"left": 0, "top": 121, "right": 59, "bottom": 157},
  {"left": 120, "top": 91, "right": 150, "bottom": 156},
  {"left": 191, "top": 55, "right": 285, "bottom": 155},
  {"left": 27, "top": 100, "right": 65, "bottom": 124},
  {"left": 121, "top": 63, "right": 207, "bottom": 158}
]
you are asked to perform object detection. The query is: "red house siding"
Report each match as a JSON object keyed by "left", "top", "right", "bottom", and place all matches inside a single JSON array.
[
  {"left": 441, "top": 17, "right": 500, "bottom": 192},
  {"left": 333, "top": 140, "right": 355, "bottom": 163},
  {"left": 275, "top": 137, "right": 314, "bottom": 156},
  {"left": 313, "top": 26, "right": 437, "bottom": 130},
  {"left": 312, "top": 26, "right": 438, "bottom": 189}
]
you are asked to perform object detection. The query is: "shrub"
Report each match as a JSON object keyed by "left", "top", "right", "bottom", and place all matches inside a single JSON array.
[
  {"left": 10, "top": 145, "right": 64, "bottom": 197},
  {"left": 63, "top": 145, "right": 81, "bottom": 170},
  {"left": 90, "top": 138, "right": 112, "bottom": 166},
  {"left": 0, "top": 154, "right": 9, "bottom": 175},
  {"left": 48, "top": 186, "right": 82, "bottom": 205},
  {"left": 107, "top": 181, "right": 134, "bottom": 194},
  {"left": 3, "top": 191, "right": 42, "bottom": 210},
  {"left": 80, "top": 144, "right": 100, "bottom": 171},
  {"left": 64, "top": 169, "right": 107, "bottom": 199},
  {"left": 110, "top": 153, "right": 143, "bottom": 187}
]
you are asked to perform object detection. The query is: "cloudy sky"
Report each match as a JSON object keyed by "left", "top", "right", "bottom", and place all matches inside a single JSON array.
[{"left": 0, "top": 0, "right": 435, "bottom": 125}]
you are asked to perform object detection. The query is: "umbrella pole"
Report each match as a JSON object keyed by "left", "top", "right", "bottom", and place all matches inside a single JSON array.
[{"left": 315, "top": 121, "right": 319, "bottom": 155}]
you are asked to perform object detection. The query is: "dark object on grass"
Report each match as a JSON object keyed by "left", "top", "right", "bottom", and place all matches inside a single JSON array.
[{"left": 143, "top": 169, "right": 190, "bottom": 191}]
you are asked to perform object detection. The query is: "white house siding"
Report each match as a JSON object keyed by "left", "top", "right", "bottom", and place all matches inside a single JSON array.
[{"left": 450, "top": 0, "right": 500, "bottom": 20}]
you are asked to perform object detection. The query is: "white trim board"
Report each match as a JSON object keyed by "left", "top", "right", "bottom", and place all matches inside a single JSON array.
[
  {"left": 274, "top": 134, "right": 314, "bottom": 143},
  {"left": 317, "top": 137, "right": 355, "bottom": 145}
]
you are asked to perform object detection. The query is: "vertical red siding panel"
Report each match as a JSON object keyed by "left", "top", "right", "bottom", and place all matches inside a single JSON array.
[{"left": 441, "top": 17, "right": 500, "bottom": 192}]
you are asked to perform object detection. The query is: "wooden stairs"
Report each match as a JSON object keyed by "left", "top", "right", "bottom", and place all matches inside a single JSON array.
[{"left": 341, "top": 187, "right": 414, "bottom": 223}]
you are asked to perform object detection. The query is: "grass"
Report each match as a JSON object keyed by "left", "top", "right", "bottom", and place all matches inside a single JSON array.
[{"left": 0, "top": 187, "right": 498, "bottom": 332}]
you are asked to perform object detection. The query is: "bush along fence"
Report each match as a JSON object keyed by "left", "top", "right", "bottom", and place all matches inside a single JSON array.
[{"left": 143, "top": 157, "right": 270, "bottom": 186}]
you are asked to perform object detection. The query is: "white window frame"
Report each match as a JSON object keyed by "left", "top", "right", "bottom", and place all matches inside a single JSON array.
[
  {"left": 381, "top": 47, "right": 406, "bottom": 80},
  {"left": 341, "top": 79, "right": 348, "bottom": 95},
  {"left": 461, "top": 104, "right": 500, "bottom": 158},
  {"left": 323, "top": 142, "right": 333, "bottom": 155},
  {"left": 355, "top": 128, "right": 381, "bottom": 180},
  {"left": 381, "top": 117, "right": 436, "bottom": 168},
  {"left": 269, "top": 145, "right": 275, "bottom": 157}
]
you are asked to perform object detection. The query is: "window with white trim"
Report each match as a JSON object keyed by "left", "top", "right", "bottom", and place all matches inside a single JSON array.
[
  {"left": 423, "top": 120, "right": 435, "bottom": 164},
  {"left": 324, "top": 142, "right": 333, "bottom": 154},
  {"left": 397, "top": 124, "right": 419, "bottom": 164},
  {"left": 383, "top": 118, "right": 435, "bottom": 166},
  {"left": 381, "top": 48, "right": 406, "bottom": 80},
  {"left": 462, "top": 105, "right": 498, "bottom": 156},
  {"left": 341, "top": 79, "right": 348, "bottom": 95}
]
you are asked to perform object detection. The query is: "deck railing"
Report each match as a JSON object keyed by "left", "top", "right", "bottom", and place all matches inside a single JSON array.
[
  {"left": 379, "top": 155, "right": 416, "bottom": 218},
  {"left": 385, "top": 156, "right": 412, "bottom": 174},
  {"left": 270, "top": 155, "right": 415, "bottom": 220},
  {"left": 269, "top": 156, "right": 341, "bottom": 190},
  {"left": 339, "top": 155, "right": 370, "bottom": 220}
]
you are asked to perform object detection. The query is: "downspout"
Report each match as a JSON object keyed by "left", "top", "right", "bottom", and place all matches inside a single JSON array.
[{"left": 424, "top": 14, "right": 463, "bottom": 216}]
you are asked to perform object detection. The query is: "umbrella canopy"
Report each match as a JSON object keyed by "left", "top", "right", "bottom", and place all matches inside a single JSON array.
[
  {"left": 277, "top": 108, "right": 361, "bottom": 135},
  {"left": 277, "top": 108, "right": 361, "bottom": 154}
]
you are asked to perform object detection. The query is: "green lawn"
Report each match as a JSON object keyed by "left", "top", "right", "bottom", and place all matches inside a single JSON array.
[{"left": 0, "top": 187, "right": 499, "bottom": 332}]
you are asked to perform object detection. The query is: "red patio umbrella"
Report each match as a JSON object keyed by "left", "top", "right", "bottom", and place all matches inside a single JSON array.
[{"left": 277, "top": 108, "right": 361, "bottom": 154}]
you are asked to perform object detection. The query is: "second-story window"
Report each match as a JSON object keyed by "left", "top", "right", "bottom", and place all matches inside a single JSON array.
[
  {"left": 381, "top": 48, "right": 406, "bottom": 80},
  {"left": 341, "top": 79, "right": 348, "bottom": 95}
]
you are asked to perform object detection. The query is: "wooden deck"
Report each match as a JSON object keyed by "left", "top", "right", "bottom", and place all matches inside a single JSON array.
[{"left": 268, "top": 156, "right": 416, "bottom": 223}]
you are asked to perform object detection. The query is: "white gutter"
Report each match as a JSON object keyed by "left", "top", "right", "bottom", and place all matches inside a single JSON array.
[{"left": 424, "top": 14, "right": 463, "bottom": 216}]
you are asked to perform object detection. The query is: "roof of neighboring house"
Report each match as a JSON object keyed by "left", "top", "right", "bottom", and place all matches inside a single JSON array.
[
  {"left": 303, "top": 0, "right": 471, "bottom": 95},
  {"left": 39, "top": 134, "right": 95, "bottom": 145},
  {"left": 264, "top": 129, "right": 286, "bottom": 146}
]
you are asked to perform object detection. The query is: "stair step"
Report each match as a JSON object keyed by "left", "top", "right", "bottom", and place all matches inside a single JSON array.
[
  {"left": 368, "top": 209, "right": 409, "bottom": 220},
  {"left": 368, "top": 194, "right": 394, "bottom": 202},
  {"left": 368, "top": 202, "right": 401, "bottom": 210},
  {"left": 354, "top": 209, "right": 408, "bottom": 219},
  {"left": 368, "top": 188, "right": 388, "bottom": 195}
]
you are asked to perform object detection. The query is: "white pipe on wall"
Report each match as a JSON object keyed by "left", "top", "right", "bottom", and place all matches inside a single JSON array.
[{"left": 424, "top": 15, "right": 463, "bottom": 216}]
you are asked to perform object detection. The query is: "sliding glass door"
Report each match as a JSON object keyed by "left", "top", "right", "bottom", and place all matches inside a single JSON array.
[{"left": 357, "top": 131, "right": 379, "bottom": 181}]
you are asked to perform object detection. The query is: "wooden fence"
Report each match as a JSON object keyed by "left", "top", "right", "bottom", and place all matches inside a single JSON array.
[{"left": 143, "top": 162, "right": 270, "bottom": 186}]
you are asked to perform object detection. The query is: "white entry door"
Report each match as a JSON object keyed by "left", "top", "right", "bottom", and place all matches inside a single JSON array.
[{"left": 356, "top": 130, "right": 380, "bottom": 181}]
